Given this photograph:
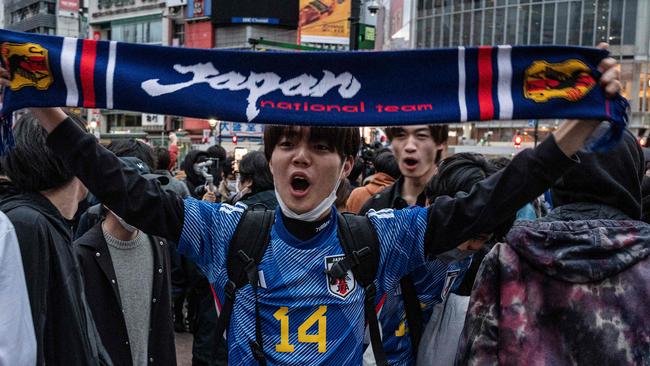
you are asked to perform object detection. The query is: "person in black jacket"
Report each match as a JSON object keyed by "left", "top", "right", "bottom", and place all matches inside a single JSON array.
[
  {"left": 235, "top": 151, "right": 278, "bottom": 209},
  {"left": 74, "top": 157, "right": 176, "bottom": 366},
  {"left": 0, "top": 112, "right": 112, "bottom": 366}
]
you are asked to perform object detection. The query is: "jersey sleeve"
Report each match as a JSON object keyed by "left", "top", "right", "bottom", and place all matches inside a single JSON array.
[
  {"left": 177, "top": 199, "right": 246, "bottom": 284},
  {"left": 368, "top": 206, "right": 429, "bottom": 296}
]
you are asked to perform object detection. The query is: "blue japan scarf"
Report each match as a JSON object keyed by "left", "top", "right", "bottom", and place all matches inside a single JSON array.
[{"left": 0, "top": 29, "right": 628, "bottom": 153}]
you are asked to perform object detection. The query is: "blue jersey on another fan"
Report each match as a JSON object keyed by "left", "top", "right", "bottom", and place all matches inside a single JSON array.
[
  {"left": 178, "top": 200, "right": 430, "bottom": 365},
  {"left": 377, "top": 257, "right": 471, "bottom": 365}
]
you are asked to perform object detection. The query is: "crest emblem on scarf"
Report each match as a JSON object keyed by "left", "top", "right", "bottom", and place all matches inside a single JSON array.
[
  {"left": 523, "top": 59, "right": 595, "bottom": 103},
  {"left": 1, "top": 42, "right": 53, "bottom": 91},
  {"left": 325, "top": 255, "right": 356, "bottom": 299}
]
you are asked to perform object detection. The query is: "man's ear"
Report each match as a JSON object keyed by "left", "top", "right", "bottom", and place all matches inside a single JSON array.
[{"left": 342, "top": 156, "right": 354, "bottom": 178}]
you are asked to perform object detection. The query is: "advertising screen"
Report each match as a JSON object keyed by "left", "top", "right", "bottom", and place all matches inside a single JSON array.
[
  {"left": 299, "top": 0, "right": 351, "bottom": 45},
  {"left": 212, "top": 0, "right": 298, "bottom": 26}
]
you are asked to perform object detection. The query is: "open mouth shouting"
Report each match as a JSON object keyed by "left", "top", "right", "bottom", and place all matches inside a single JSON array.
[
  {"left": 290, "top": 173, "right": 311, "bottom": 198},
  {"left": 402, "top": 157, "right": 419, "bottom": 171}
]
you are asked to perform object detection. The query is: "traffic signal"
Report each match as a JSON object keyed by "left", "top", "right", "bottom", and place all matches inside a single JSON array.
[
  {"left": 232, "top": 135, "right": 238, "bottom": 144},
  {"left": 514, "top": 135, "right": 522, "bottom": 148}
]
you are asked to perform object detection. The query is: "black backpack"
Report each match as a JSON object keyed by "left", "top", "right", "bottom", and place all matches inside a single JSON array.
[{"left": 212, "top": 208, "right": 388, "bottom": 365}]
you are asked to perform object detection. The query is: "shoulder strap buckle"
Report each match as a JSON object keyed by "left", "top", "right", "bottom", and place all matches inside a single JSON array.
[{"left": 224, "top": 280, "right": 237, "bottom": 300}]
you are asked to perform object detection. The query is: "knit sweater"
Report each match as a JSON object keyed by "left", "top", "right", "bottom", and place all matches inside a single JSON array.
[{"left": 104, "top": 227, "right": 153, "bottom": 366}]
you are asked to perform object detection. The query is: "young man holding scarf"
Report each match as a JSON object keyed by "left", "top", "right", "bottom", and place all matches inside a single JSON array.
[{"left": 0, "top": 54, "right": 621, "bottom": 365}]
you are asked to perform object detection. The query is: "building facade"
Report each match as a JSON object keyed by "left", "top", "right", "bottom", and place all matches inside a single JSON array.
[
  {"left": 412, "top": 0, "right": 650, "bottom": 141},
  {"left": 86, "top": 0, "right": 167, "bottom": 137}
]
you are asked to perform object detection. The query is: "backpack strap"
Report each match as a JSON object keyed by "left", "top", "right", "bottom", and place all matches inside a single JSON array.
[
  {"left": 400, "top": 276, "right": 423, "bottom": 355},
  {"left": 332, "top": 213, "right": 387, "bottom": 366},
  {"left": 213, "top": 208, "right": 274, "bottom": 365}
]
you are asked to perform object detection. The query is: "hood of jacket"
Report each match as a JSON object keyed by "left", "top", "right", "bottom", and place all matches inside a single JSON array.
[
  {"left": 368, "top": 172, "right": 396, "bottom": 188},
  {"left": 506, "top": 203, "right": 650, "bottom": 283}
]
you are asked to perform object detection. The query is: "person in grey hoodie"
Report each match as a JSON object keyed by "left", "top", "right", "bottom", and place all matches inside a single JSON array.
[{"left": 457, "top": 128, "right": 650, "bottom": 366}]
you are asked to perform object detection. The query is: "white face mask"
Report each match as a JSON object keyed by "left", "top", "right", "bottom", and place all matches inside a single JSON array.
[
  {"left": 227, "top": 179, "right": 237, "bottom": 192},
  {"left": 275, "top": 163, "right": 346, "bottom": 222}
]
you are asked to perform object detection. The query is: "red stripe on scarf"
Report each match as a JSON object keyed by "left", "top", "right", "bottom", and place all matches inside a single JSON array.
[
  {"left": 80, "top": 39, "right": 97, "bottom": 108},
  {"left": 477, "top": 46, "right": 494, "bottom": 120}
]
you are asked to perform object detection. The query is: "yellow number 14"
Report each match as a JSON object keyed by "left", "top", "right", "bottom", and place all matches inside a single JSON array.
[{"left": 273, "top": 306, "right": 327, "bottom": 353}]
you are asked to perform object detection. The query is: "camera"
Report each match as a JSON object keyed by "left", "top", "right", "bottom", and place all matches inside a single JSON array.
[{"left": 366, "top": 0, "right": 380, "bottom": 15}]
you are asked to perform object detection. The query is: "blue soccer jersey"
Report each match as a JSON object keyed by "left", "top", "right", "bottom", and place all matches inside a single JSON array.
[
  {"left": 178, "top": 200, "right": 429, "bottom": 365},
  {"left": 377, "top": 257, "right": 471, "bottom": 365}
]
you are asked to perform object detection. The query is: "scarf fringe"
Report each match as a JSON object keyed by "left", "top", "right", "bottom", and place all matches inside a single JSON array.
[
  {"left": 0, "top": 113, "right": 14, "bottom": 156},
  {"left": 586, "top": 97, "right": 630, "bottom": 153}
]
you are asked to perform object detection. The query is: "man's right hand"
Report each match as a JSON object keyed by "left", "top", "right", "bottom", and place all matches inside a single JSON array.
[{"left": 0, "top": 66, "right": 67, "bottom": 133}]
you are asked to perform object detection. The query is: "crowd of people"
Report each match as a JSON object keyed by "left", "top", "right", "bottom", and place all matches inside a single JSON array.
[{"left": 0, "top": 50, "right": 649, "bottom": 366}]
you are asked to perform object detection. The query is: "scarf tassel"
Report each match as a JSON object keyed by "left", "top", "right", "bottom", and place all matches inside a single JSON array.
[
  {"left": 0, "top": 113, "right": 14, "bottom": 156},
  {"left": 586, "top": 97, "right": 630, "bottom": 153}
]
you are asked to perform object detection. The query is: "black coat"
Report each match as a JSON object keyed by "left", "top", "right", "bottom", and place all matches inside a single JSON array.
[
  {"left": 0, "top": 192, "right": 112, "bottom": 366},
  {"left": 74, "top": 222, "right": 176, "bottom": 366}
]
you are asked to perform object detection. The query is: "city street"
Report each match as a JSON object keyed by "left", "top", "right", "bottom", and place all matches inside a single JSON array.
[{"left": 175, "top": 332, "right": 193, "bottom": 366}]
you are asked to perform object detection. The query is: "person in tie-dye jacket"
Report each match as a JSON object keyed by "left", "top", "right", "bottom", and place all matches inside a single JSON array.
[{"left": 457, "top": 127, "right": 650, "bottom": 366}]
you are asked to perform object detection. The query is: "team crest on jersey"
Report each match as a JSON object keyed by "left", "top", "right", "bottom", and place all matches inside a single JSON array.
[
  {"left": 441, "top": 269, "right": 461, "bottom": 301},
  {"left": 324, "top": 255, "right": 356, "bottom": 299},
  {"left": 1, "top": 42, "right": 53, "bottom": 91},
  {"left": 523, "top": 59, "right": 595, "bottom": 103}
]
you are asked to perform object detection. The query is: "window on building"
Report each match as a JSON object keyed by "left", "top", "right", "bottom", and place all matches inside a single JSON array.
[
  {"left": 568, "top": 1, "right": 581, "bottom": 45},
  {"left": 622, "top": 0, "right": 637, "bottom": 45},
  {"left": 462, "top": 11, "right": 471, "bottom": 45},
  {"left": 506, "top": 6, "right": 517, "bottom": 44},
  {"left": 581, "top": 1, "right": 595, "bottom": 46},
  {"left": 555, "top": 2, "right": 568, "bottom": 45},
  {"left": 425, "top": 17, "right": 434, "bottom": 47},
  {"left": 452, "top": 13, "right": 461, "bottom": 46},
  {"left": 472, "top": 10, "right": 482, "bottom": 45},
  {"left": 172, "top": 22, "right": 185, "bottom": 46},
  {"left": 495, "top": 7, "right": 505, "bottom": 44},
  {"left": 425, "top": 0, "right": 433, "bottom": 16},
  {"left": 595, "top": 0, "right": 609, "bottom": 44},
  {"left": 417, "top": 18, "right": 425, "bottom": 48},
  {"left": 529, "top": 4, "right": 541, "bottom": 44},
  {"left": 609, "top": 0, "right": 623, "bottom": 46},
  {"left": 435, "top": 15, "right": 442, "bottom": 47},
  {"left": 519, "top": 4, "right": 530, "bottom": 45},
  {"left": 442, "top": 12, "right": 450, "bottom": 47},
  {"left": 542, "top": 3, "right": 554, "bottom": 44},
  {"left": 483, "top": 8, "right": 493, "bottom": 45}
]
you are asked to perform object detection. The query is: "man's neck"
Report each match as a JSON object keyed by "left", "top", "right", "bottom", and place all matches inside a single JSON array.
[
  {"left": 401, "top": 170, "right": 436, "bottom": 206},
  {"left": 104, "top": 214, "right": 139, "bottom": 241},
  {"left": 40, "top": 182, "right": 81, "bottom": 220}
]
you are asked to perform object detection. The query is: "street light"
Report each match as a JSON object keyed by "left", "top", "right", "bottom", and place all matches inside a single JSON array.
[
  {"left": 89, "top": 120, "right": 99, "bottom": 138},
  {"left": 208, "top": 118, "right": 218, "bottom": 144}
]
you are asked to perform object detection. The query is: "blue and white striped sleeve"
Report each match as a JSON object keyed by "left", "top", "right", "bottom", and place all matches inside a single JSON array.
[
  {"left": 177, "top": 198, "right": 246, "bottom": 283},
  {"left": 368, "top": 207, "right": 429, "bottom": 295}
]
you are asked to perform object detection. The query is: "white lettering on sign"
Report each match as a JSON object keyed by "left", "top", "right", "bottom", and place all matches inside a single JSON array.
[{"left": 141, "top": 62, "right": 361, "bottom": 121}]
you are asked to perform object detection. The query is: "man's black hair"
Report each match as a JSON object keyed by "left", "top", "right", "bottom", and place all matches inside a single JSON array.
[
  {"left": 425, "top": 152, "right": 497, "bottom": 203},
  {"left": 385, "top": 125, "right": 449, "bottom": 145},
  {"left": 2, "top": 112, "right": 85, "bottom": 192},
  {"left": 239, "top": 151, "right": 274, "bottom": 194},
  {"left": 154, "top": 146, "right": 171, "bottom": 172},
  {"left": 207, "top": 144, "right": 227, "bottom": 161},
  {"left": 264, "top": 126, "right": 361, "bottom": 161},
  {"left": 222, "top": 157, "right": 235, "bottom": 178},
  {"left": 105, "top": 139, "right": 156, "bottom": 170},
  {"left": 373, "top": 148, "right": 401, "bottom": 180}
]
